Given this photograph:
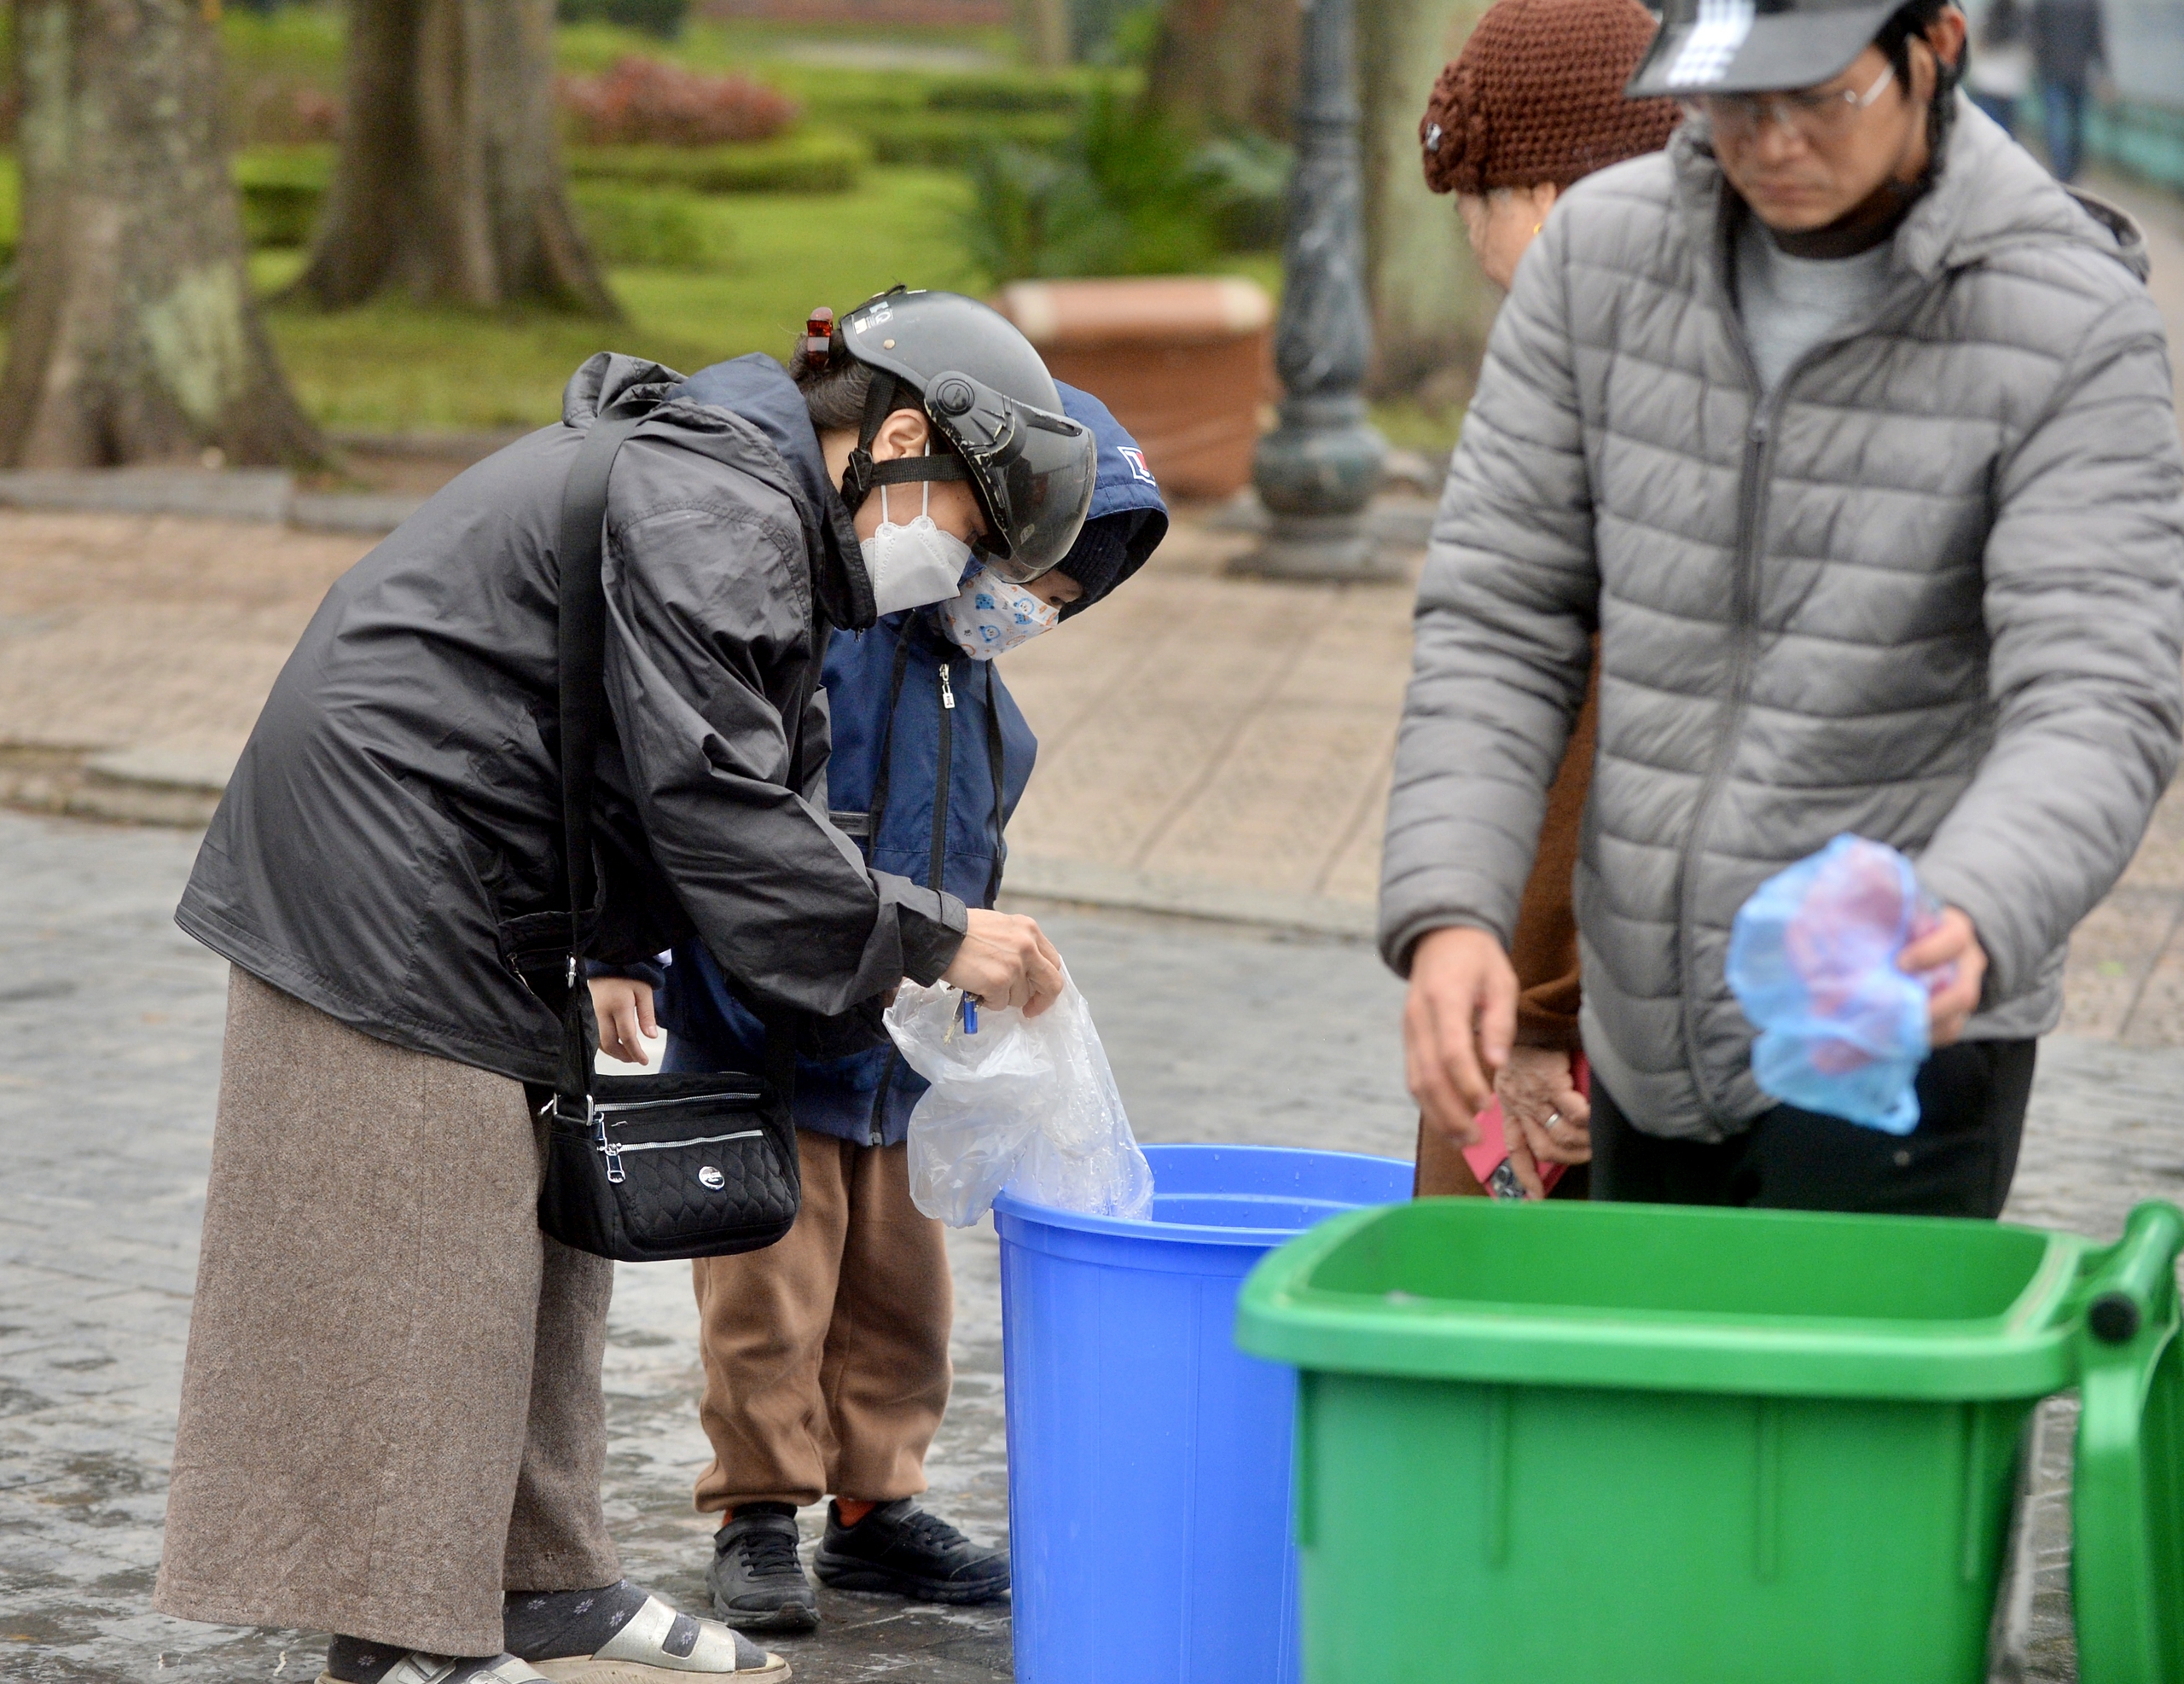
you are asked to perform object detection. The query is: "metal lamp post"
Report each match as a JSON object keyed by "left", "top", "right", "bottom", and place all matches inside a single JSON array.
[{"left": 1234, "top": 0, "right": 1392, "bottom": 580}]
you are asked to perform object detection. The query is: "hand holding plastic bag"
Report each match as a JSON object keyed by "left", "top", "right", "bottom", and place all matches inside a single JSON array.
[
  {"left": 1726, "top": 835, "right": 1957, "bottom": 1135},
  {"left": 885, "top": 966, "right": 1153, "bottom": 1227}
]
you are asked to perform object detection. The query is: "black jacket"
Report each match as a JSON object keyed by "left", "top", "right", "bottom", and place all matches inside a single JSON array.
[{"left": 177, "top": 353, "right": 967, "bottom": 1086}]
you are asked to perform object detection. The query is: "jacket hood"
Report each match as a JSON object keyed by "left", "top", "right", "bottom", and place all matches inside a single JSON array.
[
  {"left": 562, "top": 351, "right": 875, "bottom": 630},
  {"left": 561, "top": 351, "right": 686, "bottom": 425},
  {"left": 666, "top": 354, "right": 851, "bottom": 530},
  {"left": 1053, "top": 382, "right": 1168, "bottom": 620},
  {"left": 1669, "top": 94, "right": 2150, "bottom": 286}
]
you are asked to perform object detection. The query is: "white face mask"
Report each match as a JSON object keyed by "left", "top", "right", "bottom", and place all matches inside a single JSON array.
[
  {"left": 941, "top": 565, "right": 1061, "bottom": 659},
  {"left": 860, "top": 467, "right": 974, "bottom": 618}
]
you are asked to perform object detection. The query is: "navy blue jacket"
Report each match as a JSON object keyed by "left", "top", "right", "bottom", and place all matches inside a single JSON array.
[{"left": 634, "top": 380, "right": 1167, "bottom": 1146}]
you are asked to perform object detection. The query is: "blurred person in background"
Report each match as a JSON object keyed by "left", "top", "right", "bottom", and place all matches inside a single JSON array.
[
  {"left": 153, "top": 293, "right": 1086, "bottom": 1684},
  {"left": 1966, "top": 0, "right": 2034, "bottom": 136},
  {"left": 1385, "top": 0, "right": 2184, "bottom": 1217},
  {"left": 589, "top": 371, "right": 1166, "bottom": 1634},
  {"left": 2030, "top": 0, "right": 2106, "bottom": 178},
  {"left": 1408, "top": 0, "right": 1679, "bottom": 1199}
]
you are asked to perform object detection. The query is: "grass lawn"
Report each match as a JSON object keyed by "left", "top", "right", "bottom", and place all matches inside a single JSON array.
[
  {"left": 256, "top": 166, "right": 985, "bottom": 434},
  {"left": 253, "top": 168, "right": 1287, "bottom": 439}
]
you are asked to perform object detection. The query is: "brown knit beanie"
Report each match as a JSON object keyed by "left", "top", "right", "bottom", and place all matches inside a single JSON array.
[{"left": 1420, "top": 0, "right": 1679, "bottom": 195}]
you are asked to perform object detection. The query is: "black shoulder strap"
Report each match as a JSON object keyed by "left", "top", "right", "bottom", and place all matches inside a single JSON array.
[
  {"left": 985, "top": 659, "right": 1008, "bottom": 907},
  {"left": 556, "top": 406, "right": 649, "bottom": 975},
  {"left": 552, "top": 405, "right": 798, "bottom": 1105},
  {"left": 555, "top": 405, "right": 648, "bottom": 1097}
]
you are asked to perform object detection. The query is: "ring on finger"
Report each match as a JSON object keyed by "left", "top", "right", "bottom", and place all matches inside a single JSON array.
[{"left": 1544, "top": 1110, "right": 1563, "bottom": 1133}]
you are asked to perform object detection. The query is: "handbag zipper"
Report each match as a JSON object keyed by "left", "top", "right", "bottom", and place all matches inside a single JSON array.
[
  {"left": 598, "top": 1127, "right": 766, "bottom": 1156},
  {"left": 594, "top": 1092, "right": 759, "bottom": 1116}
]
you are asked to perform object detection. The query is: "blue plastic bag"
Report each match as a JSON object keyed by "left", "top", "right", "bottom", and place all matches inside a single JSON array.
[{"left": 1725, "top": 835, "right": 1948, "bottom": 1135}]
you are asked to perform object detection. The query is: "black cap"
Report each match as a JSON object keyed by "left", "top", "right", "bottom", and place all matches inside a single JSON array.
[{"left": 1625, "top": 0, "right": 1901, "bottom": 99}]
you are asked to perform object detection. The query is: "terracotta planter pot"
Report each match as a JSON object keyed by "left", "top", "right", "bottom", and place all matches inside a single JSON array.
[{"left": 995, "top": 277, "right": 1275, "bottom": 501}]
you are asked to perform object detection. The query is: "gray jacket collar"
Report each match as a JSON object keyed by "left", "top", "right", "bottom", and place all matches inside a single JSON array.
[{"left": 1670, "top": 94, "right": 2149, "bottom": 295}]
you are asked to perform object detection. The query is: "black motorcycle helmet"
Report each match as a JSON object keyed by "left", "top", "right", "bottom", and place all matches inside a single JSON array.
[{"left": 820, "top": 288, "right": 1097, "bottom": 585}]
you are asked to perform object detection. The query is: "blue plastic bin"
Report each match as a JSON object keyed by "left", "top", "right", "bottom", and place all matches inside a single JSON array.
[{"left": 994, "top": 1143, "right": 1413, "bottom": 1684}]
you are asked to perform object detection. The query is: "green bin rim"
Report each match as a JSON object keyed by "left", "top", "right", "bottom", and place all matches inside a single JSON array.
[{"left": 1235, "top": 1199, "right": 2104, "bottom": 1402}]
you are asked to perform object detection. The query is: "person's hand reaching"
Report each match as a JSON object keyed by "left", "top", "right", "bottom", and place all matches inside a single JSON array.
[
  {"left": 1496, "top": 1044, "right": 1591, "bottom": 1198},
  {"left": 942, "top": 909, "right": 1066, "bottom": 1018},
  {"left": 1900, "top": 905, "right": 1986, "bottom": 1047},
  {"left": 588, "top": 975, "right": 658, "bottom": 1066},
  {"left": 1403, "top": 926, "right": 1520, "bottom": 1147}
]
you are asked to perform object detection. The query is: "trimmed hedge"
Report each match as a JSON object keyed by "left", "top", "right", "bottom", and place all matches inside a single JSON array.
[
  {"left": 234, "top": 144, "right": 334, "bottom": 249},
  {"left": 218, "top": 128, "right": 865, "bottom": 260},
  {"left": 565, "top": 129, "right": 869, "bottom": 193},
  {"left": 568, "top": 180, "right": 735, "bottom": 270},
  {"left": 864, "top": 110, "right": 1072, "bottom": 167}
]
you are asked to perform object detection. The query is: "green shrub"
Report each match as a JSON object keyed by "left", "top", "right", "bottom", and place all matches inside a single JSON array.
[
  {"left": 234, "top": 145, "right": 334, "bottom": 249},
  {"left": 961, "top": 93, "right": 1278, "bottom": 282},
  {"left": 566, "top": 129, "right": 868, "bottom": 194},
  {"left": 557, "top": 0, "right": 689, "bottom": 41},
  {"left": 567, "top": 180, "right": 734, "bottom": 270},
  {"left": 1188, "top": 132, "right": 1292, "bottom": 253},
  {"left": 921, "top": 75, "right": 1086, "bottom": 114},
  {"left": 865, "top": 110, "right": 1073, "bottom": 168}
]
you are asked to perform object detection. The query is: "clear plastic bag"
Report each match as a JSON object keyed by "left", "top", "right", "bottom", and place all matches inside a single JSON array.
[
  {"left": 884, "top": 967, "right": 1154, "bottom": 1227},
  {"left": 1725, "top": 834, "right": 1954, "bottom": 1135}
]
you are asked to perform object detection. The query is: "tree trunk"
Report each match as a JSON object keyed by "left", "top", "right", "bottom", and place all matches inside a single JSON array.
[
  {"left": 293, "top": 0, "right": 617, "bottom": 316},
  {"left": 1144, "top": 0, "right": 1298, "bottom": 142},
  {"left": 0, "top": 0, "right": 327, "bottom": 469},
  {"left": 1014, "top": 0, "right": 1069, "bottom": 68},
  {"left": 1358, "top": 0, "right": 1497, "bottom": 402}
]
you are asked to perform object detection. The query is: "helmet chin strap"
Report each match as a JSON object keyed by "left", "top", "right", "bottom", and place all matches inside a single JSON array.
[{"left": 840, "top": 369, "right": 971, "bottom": 509}]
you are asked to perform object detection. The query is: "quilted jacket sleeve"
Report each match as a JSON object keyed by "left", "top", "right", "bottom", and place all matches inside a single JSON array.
[
  {"left": 1379, "top": 214, "right": 1601, "bottom": 977},
  {"left": 1916, "top": 281, "right": 2184, "bottom": 1005}
]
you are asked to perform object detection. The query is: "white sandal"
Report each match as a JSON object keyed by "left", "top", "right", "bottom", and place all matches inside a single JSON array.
[
  {"left": 525, "top": 1594, "right": 789, "bottom": 1683},
  {"left": 315, "top": 1656, "right": 549, "bottom": 1684}
]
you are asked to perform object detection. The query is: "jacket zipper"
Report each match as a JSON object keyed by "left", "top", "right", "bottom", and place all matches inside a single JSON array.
[
  {"left": 871, "top": 662, "right": 957, "bottom": 1150},
  {"left": 1676, "top": 397, "right": 1777, "bottom": 1119},
  {"left": 932, "top": 663, "right": 956, "bottom": 894},
  {"left": 1674, "top": 237, "right": 1893, "bottom": 1119}
]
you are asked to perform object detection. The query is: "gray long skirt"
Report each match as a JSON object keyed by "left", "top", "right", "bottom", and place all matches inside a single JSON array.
[{"left": 154, "top": 967, "right": 621, "bottom": 1656}]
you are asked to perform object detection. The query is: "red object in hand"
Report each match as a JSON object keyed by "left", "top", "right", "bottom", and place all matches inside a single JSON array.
[
  {"left": 1465, "top": 1054, "right": 1589, "bottom": 1199},
  {"left": 804, "top": 306, "right": 834, "bottom": 370}
]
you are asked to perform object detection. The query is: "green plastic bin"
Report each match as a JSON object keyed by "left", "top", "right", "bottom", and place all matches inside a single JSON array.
[{"left": 1235, "top": 1197, "right": 2184, "bottom": 1684}]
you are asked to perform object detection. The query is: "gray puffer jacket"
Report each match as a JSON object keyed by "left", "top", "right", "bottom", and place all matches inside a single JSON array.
[{"left": 1380, "top": 102, "right": 2184, "bottom": 1141}]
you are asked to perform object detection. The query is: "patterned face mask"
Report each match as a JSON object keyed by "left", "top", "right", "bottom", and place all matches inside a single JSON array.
[{"left": 939, "top": 566, "right": 1061, "bottom": 659}]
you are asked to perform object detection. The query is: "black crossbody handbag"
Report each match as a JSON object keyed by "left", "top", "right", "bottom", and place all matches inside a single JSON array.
[{"left": 536, "top": 403, "right": 803, "bottom": 1263}]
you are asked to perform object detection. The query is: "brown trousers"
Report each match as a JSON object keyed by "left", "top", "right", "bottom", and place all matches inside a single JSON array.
[
  {"left": 154, "top": 968, "right": 620, "bottom": 1658},
  {"left": 690, "top": 1130, "right": 952, "bottom": 1514}
]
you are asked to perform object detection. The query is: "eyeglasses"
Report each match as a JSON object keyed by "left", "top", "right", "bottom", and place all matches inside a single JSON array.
[{"left": 1685, "top": 62, "right": 1896, "bottom": 143}]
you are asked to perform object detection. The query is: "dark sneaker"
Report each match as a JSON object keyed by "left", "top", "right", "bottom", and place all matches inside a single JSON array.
[
  {"left": 811, "top": 1499, "right": 1010, "bottom": 1606},
  {"left": 709, "top": 1502, "right": 820, "bottom": 1634}
]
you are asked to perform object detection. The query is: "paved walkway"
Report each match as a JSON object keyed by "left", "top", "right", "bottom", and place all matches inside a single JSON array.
[{"left": 2, "top": 807, "right": 2180, "bottom": 1681}]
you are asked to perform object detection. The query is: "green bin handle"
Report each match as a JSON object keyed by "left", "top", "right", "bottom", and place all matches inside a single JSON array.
[{"left": 2072, "top": 1199, "right": 2184, "bottom": 1684}]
